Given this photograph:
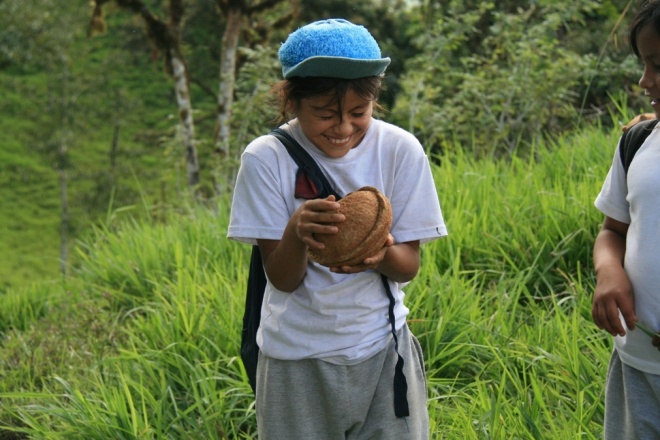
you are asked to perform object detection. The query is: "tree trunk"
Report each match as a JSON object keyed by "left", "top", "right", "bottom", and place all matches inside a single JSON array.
[
  {"left": 91, "top": 0, "right": 201, "bottom": 190},
  {"left": 168, "top": 0, "right": 200, "bottom": 188},
  {"left": 58, "top": 169, "right": 68, "bottom": 276},
  {"left": 170, "top": 53, "right": 200, "bottom": 187},
  {"left": 58, "top": 68, "right": 70, "bottom": 277},
  {"left": 110, "top": 103, "right": 120, "bottom": 170},
  {"left": 214, "top": 7, "right": 242, "bottom": 158}
]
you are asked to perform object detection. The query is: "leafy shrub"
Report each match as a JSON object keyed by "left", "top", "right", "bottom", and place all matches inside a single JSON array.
[{"left": 390, "top": 0, "right": 640, "bottom": 156}]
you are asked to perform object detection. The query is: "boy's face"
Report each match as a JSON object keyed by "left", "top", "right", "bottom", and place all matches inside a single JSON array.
[
  {"left": 295, "top": 89, "right": 373, "bottom": 158},
  {"left": 638, "top": 23, "right": 660, "bottom": 119}
]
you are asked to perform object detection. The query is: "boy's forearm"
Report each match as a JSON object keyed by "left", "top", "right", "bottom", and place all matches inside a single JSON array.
[
  {"left": 593, "top": 228, "right": 626, "bottom": 276},
  {"left": 377, "top": 241, "right": 420, "bottom": 283},
  {"left": 259, "top": 228, "right": 308, "bottom": 293}
]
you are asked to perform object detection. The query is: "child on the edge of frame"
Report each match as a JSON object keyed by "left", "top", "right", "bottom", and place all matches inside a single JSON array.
[
  {"left": 592, "top": 1, "right": 660, "bottom": 438},
  {"left": 227, "top": 18, "right": 446, "bottom": 440}
]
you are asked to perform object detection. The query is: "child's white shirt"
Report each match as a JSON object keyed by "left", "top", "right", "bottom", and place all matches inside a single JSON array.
[
  {"left": 595, "top": 128, "right": 660, "bottom": 374},
  {"left": 228, "top": 118, "right": 447, "bottom": 364}
]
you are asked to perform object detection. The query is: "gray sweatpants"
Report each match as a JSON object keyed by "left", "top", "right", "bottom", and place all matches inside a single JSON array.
[
  {"left": 604, "top": 349, "right": 660, "bottom": 440},
  {"left": 255, "top": 324, "right": 429, "bottom": 440}
]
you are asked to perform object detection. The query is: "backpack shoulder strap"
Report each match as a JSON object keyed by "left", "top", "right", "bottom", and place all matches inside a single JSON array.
[
  {"left": 619, "top": 118, "right": 659, "bottom": 175},
  {"left": 270, "top": 128, "right": 341, "bottom": 199}
]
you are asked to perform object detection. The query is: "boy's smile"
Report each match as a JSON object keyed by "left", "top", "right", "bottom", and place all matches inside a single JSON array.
[{"left": 295, "top": 90, "right": 374, "bottom": 158}]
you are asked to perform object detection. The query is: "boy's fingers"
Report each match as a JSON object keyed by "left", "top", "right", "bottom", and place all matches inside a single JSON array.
[
  {"left": 603, "top": 302, "right": 626, "bottom": 336},
  {"left": 592, "top": 304, "right": 610, "bottom": 334},
  {"left": 621, "top": 310, "right": 637, "bottom": 332}
]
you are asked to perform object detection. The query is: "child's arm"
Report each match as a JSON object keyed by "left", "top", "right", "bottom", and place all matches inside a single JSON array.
[
  {"left": 592, "top": 215, "right": 636, "bottom": 336},
  {"left": 375, "top": 240, "right": 420, "bottom": 283},
  {"left": 329, "top": 237, "right": 420, "bottom": 284},
  {"left": 258, "top": 195, "right": 344, "bottom": 293}
]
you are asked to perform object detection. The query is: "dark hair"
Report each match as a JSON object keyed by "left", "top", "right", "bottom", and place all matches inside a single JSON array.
[
  {"left": 630, "top": 0, "right": 660, "bottom": 57},
  {"left": 271, "top": 76, "right": 385, "bottom": 124}
]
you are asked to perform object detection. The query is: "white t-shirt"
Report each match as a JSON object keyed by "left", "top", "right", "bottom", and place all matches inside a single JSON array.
[
  {"left": 228, "top": 118, "right": 447, "bottom": 364},
  {"left": 595, "top": 128, "right": 660, "bottom": 374}
]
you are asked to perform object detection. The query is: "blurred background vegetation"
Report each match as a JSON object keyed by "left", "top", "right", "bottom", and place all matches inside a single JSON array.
[
  {"left": 0, "top": 0, "right": 648, "bottom": 290},
  {"left": 0, "top": 1, "right": 653, "bottom": 437}
]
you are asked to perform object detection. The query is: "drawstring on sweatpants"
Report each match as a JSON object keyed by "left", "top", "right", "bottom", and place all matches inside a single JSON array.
[{"left": 381, "top": 274, "right": 410, "bottom": 418}]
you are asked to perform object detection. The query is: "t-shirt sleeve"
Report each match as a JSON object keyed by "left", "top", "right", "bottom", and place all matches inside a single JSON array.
[
  {"left": 227, "top": 141, "right": 296, "bottom": 244},
  {"left": 594, "top": 144, "right": 631, "bottom": 224},
  {"left": 388, "top": 138, "right": 447, "bottom": 244}
]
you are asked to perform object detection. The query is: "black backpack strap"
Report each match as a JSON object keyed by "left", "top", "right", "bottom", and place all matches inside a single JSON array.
[
  {"left": 271, "top": 128, "right": 341, "bottom": 200},
  {"left": 619, "top": 118, "right": 659, "bottom": 175},
  {"left": 381, "top": 274, "right": 410, "bottom": 418},
  {"left": 241, "top": 245, "right": 267, "bottom": 392}
]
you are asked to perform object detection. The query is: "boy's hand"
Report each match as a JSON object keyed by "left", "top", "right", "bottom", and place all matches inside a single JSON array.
[
  {"left": 292, "top": 195, "right": 345, "bottom": 250},
  {"left": 635, "top": 321, "right": 660, "bottom": 351},
  {"left": 622, "top": 113, "right": 656, "bottom": 132},
  {"left": 329, "top": 234, "right": 394, "bottom": 274},
  {"left": 592, "top": 266, "right": 636, "bottom": 337}
]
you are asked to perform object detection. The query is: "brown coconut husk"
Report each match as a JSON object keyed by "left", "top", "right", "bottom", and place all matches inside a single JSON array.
[{"left": 308, "top": 186, "right": 392, "bottom": 267}]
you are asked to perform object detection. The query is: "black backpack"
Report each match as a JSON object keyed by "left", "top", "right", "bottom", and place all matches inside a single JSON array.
[
  {"left": 618, "top": 118, "right": 659, "bottom": 174},
  {"left": 240, "top": 128, "right": 410, "bottom": 418}
]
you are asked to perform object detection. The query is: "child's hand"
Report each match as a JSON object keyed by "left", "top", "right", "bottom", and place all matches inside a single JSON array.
[
  {"left": 635, "top": 321, "right": 660, "bottom": 351},
  {"left": 329, "top": 234, "right": 394, "bottom": 274},
  {"left": 592, "top": 267, "right": 636, "bottom": 337},
  {"left": 622, "top": 113, "right": 656, "bottom": 132},
  {"left": 292, "top": 195, "right": 345, "bottom": 250}
]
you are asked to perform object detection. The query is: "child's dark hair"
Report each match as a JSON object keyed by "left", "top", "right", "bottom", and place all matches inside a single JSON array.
[
  {"left": 271, "top": 76, "right": 385, "bottom": 125},
  {"left": 630, "top": 0, "right": 660, "bottom": 58}
]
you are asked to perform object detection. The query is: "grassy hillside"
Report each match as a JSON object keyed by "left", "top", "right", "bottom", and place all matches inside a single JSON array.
[
  {"left": 0, "top": 123, "right": 623, "bottom": 438},
  {"left": 0, "top": 2, "right": 277, "bottom": 292},
  {"left": 0, "top": 34, "right": 205, "bottom": 291}
]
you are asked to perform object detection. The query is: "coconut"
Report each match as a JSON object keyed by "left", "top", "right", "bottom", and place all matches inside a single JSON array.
[{"left": 308, "top": 186, "right": 392, "bottom": 267}]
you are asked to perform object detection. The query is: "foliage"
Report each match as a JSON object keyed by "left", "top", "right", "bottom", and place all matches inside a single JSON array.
[
  {"left": 0, "top": 1, "right": 649, "bottom": 437},
  {"left": 0, "top": 0, "right": 84, "bottom": 70},
  {"left": 0, "top": 0, "right": 649, "bottom": 289},
  {"left": 0, "top": 120, "right": 621, "bottom": 438},
  {"left": 0, "top": 2, "right": 183, "bottom": 290},
  {"left": 0, "top": 284, "right": 53, "bottom": 336},
  {"left": 390, "top": 0, "right": 641, "bottom": 157},
  {"left": 210, "top": 43, "right": 282, "bottom": 195}
]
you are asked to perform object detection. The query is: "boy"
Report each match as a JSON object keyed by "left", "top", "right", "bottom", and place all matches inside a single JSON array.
[
  {"left": 228, "top": 19, "right": 446, "bottom": 439},
  {"left": 592, "top": 1, "right": 660, "bottom": 438}
]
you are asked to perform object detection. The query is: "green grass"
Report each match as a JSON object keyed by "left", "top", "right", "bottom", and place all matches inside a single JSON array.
[{"left": 0, "top": 123, "right": 619, "bottom": 438}]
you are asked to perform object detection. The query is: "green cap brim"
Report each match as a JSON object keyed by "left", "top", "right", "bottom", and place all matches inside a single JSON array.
[{"left": 283, "top": 56, "right": 391, "bottom": 79}]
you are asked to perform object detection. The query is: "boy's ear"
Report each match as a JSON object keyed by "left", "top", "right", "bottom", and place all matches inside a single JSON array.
[{"left": 286, "top": 100, "right": 297, "bottom": 116}]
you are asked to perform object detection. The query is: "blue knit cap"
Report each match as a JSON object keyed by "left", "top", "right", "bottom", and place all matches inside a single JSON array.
[{"left": 278, "top": 19, "right": 391, "bottom": 79}]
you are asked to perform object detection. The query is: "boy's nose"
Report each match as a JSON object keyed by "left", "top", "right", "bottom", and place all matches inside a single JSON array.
[
  {"left": 639, "top": 67, "right": 654, "bottom": 89},
  {"left": 335, "top": 117, "right": 354, "bottom": 135}
]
